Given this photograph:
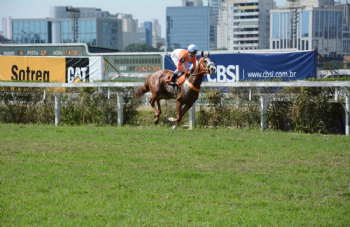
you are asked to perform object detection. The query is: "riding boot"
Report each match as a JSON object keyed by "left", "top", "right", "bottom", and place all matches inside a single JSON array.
[
  {"left": 169, "top": 73, "right": 178, "bottom": 85},
  {"left": 173, "top": 86, "right": 178, "bottom": 98}
]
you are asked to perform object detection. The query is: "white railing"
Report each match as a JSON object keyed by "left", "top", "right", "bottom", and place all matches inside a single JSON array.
[{"left": 1, "top": 81, "right": 350, "bottom": 135}]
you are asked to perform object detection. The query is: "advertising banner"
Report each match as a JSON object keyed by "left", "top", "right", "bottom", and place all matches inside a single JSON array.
[
  {"left": 164, "top": 50, "right": 316, "bottom": 82},
  {"left": 0, "top": 56, "right": 103, "bottom": 83}
]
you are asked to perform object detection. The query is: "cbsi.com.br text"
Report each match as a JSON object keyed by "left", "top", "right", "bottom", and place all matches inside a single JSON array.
[{"left": 207, "top": 65, "right": 297, "bottom": 82}]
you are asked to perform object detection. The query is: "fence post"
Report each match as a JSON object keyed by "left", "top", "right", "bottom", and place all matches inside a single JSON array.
[
  {"left": 117, "top": 93, "right": 124, "bottom": 126},
  {"left": 55, "top": 93, "right": 61, "bottom": 126},
  {"left": 189, "top": 102, "right": 196, "bottom": 129},
  {"left": 346, "top": 94, "right": 350, "bottom": 136},
  {"left": 43, "top": 88, "right": 46, "bottom": 100},
  {"left": 260, "top": 94, "right": 267, "bottom": 130},
  {"left": 334, "top": 87, "right": 338, "bottom": 101}
]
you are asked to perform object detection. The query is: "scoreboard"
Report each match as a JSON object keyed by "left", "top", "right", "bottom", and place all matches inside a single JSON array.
[
  {"left": 0, "top": 43, "right": 164, "bottom": 78},
  {"left": 0, "top": 44, "right": 88, "bottom": 57}
]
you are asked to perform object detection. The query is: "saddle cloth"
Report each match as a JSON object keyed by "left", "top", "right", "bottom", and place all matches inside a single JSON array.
[{"left": 165, "top": 72, "right": 186, "bottom": 85}]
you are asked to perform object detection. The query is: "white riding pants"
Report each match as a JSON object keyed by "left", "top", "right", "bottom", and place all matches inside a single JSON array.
[{"left": 171, "top": 51, "right": 189, "bottom": 75}]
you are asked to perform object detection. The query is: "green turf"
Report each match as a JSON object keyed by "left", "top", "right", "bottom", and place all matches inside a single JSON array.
[{"left": 1, "top": 124, "right": 349, "bottom": 226}]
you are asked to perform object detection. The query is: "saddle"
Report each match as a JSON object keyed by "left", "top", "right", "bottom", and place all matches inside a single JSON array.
[{"left": 165, "top": 72, "right": 186, "bottom": 86}]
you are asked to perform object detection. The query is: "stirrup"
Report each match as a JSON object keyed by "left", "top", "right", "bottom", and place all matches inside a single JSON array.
[{"left": 169, "top": 73, "right": 178, "bottom": 85}]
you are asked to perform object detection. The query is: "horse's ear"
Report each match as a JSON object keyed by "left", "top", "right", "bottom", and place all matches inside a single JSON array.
[
  {"left": 207, "top": 52, "right": 210, "bottom": 57},
  {"left": 201, "top": 50, "right": 204, "bottom": 57}
]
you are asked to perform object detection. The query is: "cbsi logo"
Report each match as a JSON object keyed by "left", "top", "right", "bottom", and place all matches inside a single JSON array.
[
  {"left": 67, "top": 67, "right": 88, "bottom": 83},
  {"left": 207, "top": 65, "right": 240, "bottom": 82}
]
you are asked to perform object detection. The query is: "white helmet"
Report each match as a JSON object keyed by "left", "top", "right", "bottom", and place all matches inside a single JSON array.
[{"left": 188, "top": 44, "right": 198, "bottom": 54}]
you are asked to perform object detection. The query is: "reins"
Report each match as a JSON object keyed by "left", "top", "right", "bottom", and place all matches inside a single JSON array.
[
  {"left": 198, "top": 57, "right": 208, "bottom": 75},
  {"left": 185, "top": 57, "right": 208, "bottom": 92}
]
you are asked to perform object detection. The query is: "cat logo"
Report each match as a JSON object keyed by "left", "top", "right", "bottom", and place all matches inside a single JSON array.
[
  {"left": 65, "top": 58, "right": 89, "bottom": 83},
  {"left": 67, "top": 67, "right": 88, "bottom": 83}
]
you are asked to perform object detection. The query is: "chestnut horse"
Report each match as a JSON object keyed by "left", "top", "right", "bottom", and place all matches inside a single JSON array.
[{"left": 135, "top": 51, "right": 216, "bottom": 129}]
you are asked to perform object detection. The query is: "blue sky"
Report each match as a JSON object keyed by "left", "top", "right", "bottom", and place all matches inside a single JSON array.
[{"left": 0, "top": 0, "right": 287, "bottom": 37}]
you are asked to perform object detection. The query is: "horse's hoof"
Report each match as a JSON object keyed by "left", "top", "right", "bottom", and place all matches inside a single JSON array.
[
  {"left": 173, "top": 125, "right": 177, "bottom": 130},
  {"left": 154, "top": 119, "right": 159, "bottom": 125}
]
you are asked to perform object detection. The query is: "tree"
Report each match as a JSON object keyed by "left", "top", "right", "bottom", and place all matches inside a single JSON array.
[
  {"left": 123, "top": 43, "right": 159, "bottom": 52},
  {"left": 0, "top": 35, "right": 12, "bottom": 43},
  {"left": 216, "top": 47, "right": 228, "bottom": 50},
  {"left": 166, "top": 46, "right": 174, "bottom": 52},
  {"left": 155, "top": 42, "right": 165, "bottom": 52}
]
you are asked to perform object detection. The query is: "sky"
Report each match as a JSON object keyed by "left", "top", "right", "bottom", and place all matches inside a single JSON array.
[{"left": 0, "top": 0, "right": 286, "bottom": 37}]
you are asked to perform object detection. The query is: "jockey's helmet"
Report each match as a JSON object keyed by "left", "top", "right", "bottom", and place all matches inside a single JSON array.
[{"left": 188, "top": 44, "right": 198, "bottom": 55}]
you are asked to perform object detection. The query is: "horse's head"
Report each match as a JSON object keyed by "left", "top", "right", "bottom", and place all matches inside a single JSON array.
[{"left": 198, "top": 51, "right": 216, "bottom": 75}]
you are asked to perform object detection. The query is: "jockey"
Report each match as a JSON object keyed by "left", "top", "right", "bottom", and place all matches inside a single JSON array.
[{"left": 169, "top": 44, "right": 198, "bottom": 85}]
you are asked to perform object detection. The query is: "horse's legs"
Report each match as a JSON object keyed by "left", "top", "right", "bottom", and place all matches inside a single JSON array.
[
  {"left": 173, "top": 103, "right": 192, "bottom": 130},
  {"left": 173, "top": 100, "right": 182, "bottom": 130},
  {"left": 180, "top": 103, "right": 191, "bottom": 119},
  {"left": 150, "top": 97, "right": 160, "bottom": 124},
  {"left": 156, "top": 100, "right": 162, "bottom": 123},
  {"left": 178, "top": 103, "right": 191, "bottom": 123}
]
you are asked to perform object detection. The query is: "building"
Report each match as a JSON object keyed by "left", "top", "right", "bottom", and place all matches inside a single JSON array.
[
  {"left": 152, "top": 19, "right": 166, "bottom": 48},
  {"left": 122, "top": 32, "right": 141, "bottom": 49},
  {"left": 217, "top": 0, "right": 232, "bottom": 49},
  {"left": 182, "top": 0, "right": 203, "bottom": 6},
  {"left": 117, "top": 13, "right": 140, "bottom": 49},
  {"left": 117, "top": 13, "right": 138, "bottom": 33},
  {"left": 139, "top": 24, "right": 146, "bottom": 44},
  {"left": 166, "top": 0, "right": 217, "bottom": 51},
  {"left": 2, "top": 17, "right": 12, "bottom": 39},
  {"left": 230, "top": 0, "right": 275, "bottom": 50},
  {"left": 208, "top": 0, "right": 220, "bottom": 50},
  {"left": 143, "top": 21, "right": 153, "bottom": 46},
  {"left": 270, "top": 0, "right": 350, "bottom": 57},
  {"left": 5, "top": 6, "right": 125, "bottom": 50}
]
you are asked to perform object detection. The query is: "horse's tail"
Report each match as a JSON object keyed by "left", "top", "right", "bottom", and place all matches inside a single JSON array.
[{"left": 135, "top": 74, "right": 152, "bottom": 98}]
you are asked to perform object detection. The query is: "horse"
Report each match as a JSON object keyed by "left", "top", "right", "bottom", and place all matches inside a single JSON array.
[{"left": 135, "top": 51, "right": 216, "bottom": 130}]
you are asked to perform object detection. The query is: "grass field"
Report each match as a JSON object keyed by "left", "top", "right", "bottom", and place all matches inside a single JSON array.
[{"left": 1, "top": 124, "right": 350, "bottom": 226}]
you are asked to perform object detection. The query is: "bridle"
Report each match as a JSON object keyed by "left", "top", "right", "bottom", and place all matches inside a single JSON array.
[{"left": 198, "top": 57, "right": 210, "bottom": 75}]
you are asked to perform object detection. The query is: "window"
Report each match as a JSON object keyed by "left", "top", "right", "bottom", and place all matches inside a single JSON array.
[
  {"left": 13, "top": 21, "right": 18, "bottom": 33},
  {"left": 81, "top": 20, "right": 86, "bottom": 33},
  {"left": 86, "top": 20, "right": 91, "bottom": 32},
  {"left": 324, "top": 11, "right": 328, "bottom": 39},
  {"left": 92, "top": 21, "right": 96, "bottom": 33},
  {"left": 302, "top": 11, "right": 309, "bottom": 37},
  {"left": 40, "top": 21, "right": 46, "bottom": 33},
  {"left": 35, "top": 21, "right": 40, "bottom": 33},
  {"left": 29, "top": 21, "right": 35, "bottom": 33},
  {"left": 18, "top": 21, "right": 23, "bottom": 33},
  {"left": 272, "top": 13, "right": 280, "bottom": 39},
  {"left": 314, "top": 11, "right": 319, "bottom": 37}
]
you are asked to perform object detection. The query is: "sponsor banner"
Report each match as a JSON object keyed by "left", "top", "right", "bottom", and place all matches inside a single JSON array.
[
  {"left": 0, "top": 56, "right": 103, "bottom": 83},
  {"left": 164, "top": 50, "right": 317, "bottom": 82}
]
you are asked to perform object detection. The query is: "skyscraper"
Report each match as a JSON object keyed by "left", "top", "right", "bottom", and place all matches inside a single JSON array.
[
  {"left": 143, "top": 21, "right": 153, "bottom": 46},
  {"left": 152, "top": 19, "right": 165, "bottom": 48},
  {"left": 230, "top": 0, "right": 275, "bottom": 50},
  {"left": 166, "top": 1, "right": 217, "bottom": 51},
  {"left": 2, "top": 17, "right": 12, "bottom": 40},
  {"left": 5, "top": 6, "right": 132, "bottom": 50},
  {"left": 270, "top": 0, "right": 350, "bottom": 57},
  {"left": 117, "top": 13, "right": 140, "bottom": 49}
]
